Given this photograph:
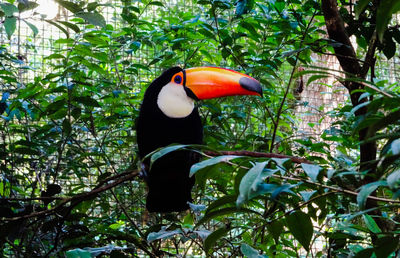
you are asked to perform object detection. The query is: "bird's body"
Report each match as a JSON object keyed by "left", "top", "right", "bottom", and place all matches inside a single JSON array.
[{"left": 137, "top": 66, "right": 261, "bottom": 213}]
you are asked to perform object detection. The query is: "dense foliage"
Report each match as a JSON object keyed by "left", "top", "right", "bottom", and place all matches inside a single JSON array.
[{"left": 1, "top": 0, "right": 400, "bottom": 256}]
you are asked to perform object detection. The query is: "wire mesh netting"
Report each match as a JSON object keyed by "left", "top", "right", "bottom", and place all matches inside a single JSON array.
[{"left": 2, "top": 1, "right": 400, "bottom": 256}]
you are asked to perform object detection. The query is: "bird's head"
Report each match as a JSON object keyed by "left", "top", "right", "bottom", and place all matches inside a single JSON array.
[{"left": 149, "top": 66, "right": 262, "bottom": 118}]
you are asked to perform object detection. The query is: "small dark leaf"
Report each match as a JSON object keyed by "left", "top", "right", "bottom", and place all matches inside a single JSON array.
[
  {"left": 354, "top": 247, "right": 374, "bottom": 258},
  {"left": 240, "top": 243, "right": 266, "bottom": 258},
  {"left": 18, "top": 1, "right": 39, "bottom": 12},
  {"left": 382, "top": 33, "right": 396, "bottom": 59},
  {"left": 62, "top": 118, "right": 72, "bottom": 136},
  {"left": 188, "top": 202, "right": 206, "bottom": 212},
  {"left": 4, "top": 17, "right": 17, "bottom": 40},
  {"left": 355, "top": 0, "right": 371, "bottom": 18},
  {"left": 190, "top": 155, "right": 241, "bottom": 177},
  {"left": 74, "top": 96, "right": 100, "bottom": 107},
  {"left": 56, "top": 0, "right": 83, "bottom": 13},
  {"left": 362, "top": 214, "right": 381, "bottom": 234},
  {"left": 267, "top": 220, "right": 284, "bottom": 243},
  {"left": 204, "top": 226, "right": 230, "bottom": 254},
  {"left": 76, "top": 12, "right": 106, "bottom": 28},
  {"left": 0, "top": 3, "right": 18, "bottom": 16},
  {"left": 147, "top": 144, "right": 188, "bottom": 169},
  {"left": 57, "top": 20, "right": 81, "bottom": 33},
  {"left": 148, "top": 1, "right": 164, "bottom": 7},
  {"left": 23, "top": 20, "right": 38, "bottom": 37},
  {"left": 147, "top": 228, "right": 182, "bottom": 242},
  {"left": 387, "top": 169, "right": 400, "bottom": 189},
  {"left": 197, "top": 207, "right": 260, "bottom": 226},
  {"left": 206, "top": 195, "right": 237, "bottom": 213},
  {"left": 357, "top": 181, "right": 387, "bottom": 209},
  {"left": 45, "top": 20, "right": 69, "bottom": 38},
  {"left": 374, "top": 236, "right": 399, "bottom": 258},
  {"left": 237, "top": 161, "right": 277, "bottom": 207},
  {"left": 286, "top": 211, "right": 313, "bottom": 251},
  {"left": 301, "top": 163, "right": 321, "bottom": 182},
  {"left": 376, "top": 0, "right": 400, "bottom": 42}
]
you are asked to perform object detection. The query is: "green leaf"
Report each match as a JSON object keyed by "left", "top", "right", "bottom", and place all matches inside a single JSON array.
[
  {"left": 148, "top": 1, "right": 164, "bottom": 7},
  {"left": 183, "top": 213, "right": 194, "bottom": 226},
  {"left": 44, "top": 53, "right": 66, "bottom": 60},
  {"left": 382, "top": 33, "right": 396, "bottom": 59},
  {"left": 14, "top": 147, "right": 40, "bottom": 155},
  {"left": 300, "top": 190, "right": 317, "bottom": 202},
  {"left": 188, "top": 202, "right": 206, "bottom": 212},
  {"left": 355, "top": 0, "right": 371, "bottom": 19},
  {"left": 267, "top": 220, "right": 284, "bottom": 243},
  {"left": 192, "top": 230, "right": 211, "bottom": 240},
  {"left": 56, "top": 0, "right": 83, "bottom": 13},
  {"left": 0, "top": 3, "right": 18, "bottom": 16},
  {"left": 386, "top": 169, "right": 400, "bottom": 189},
  {"left": 362, "top": 214, "right": 381, "bottom": 234},
  {"left": 87, "top": 2, "right": 98, "bottom": 11},
  {"left": 391, "top": 139, "right": 400, "bottom": 155},
  {"left": 357, "top": 181, "right": 387, "bottom": 209},
  {"left": 204, "top": 226, "right": 230, "bottom": 254},
  {"left": 206, "top": 195, "right": 237, "bottom": 213},
  {"left": 45, "top": 20, "right": 70, "bottom": 38},
  {"left": 57, "top": 21, "right": 81, "bottom": 33},
  {"left": 271, "top": 157, "right": 290, "bottom": 175},
  {"left": 190, "top": 155, "right": 241, "bottom": 177},
  {"left": 376, "top": 0, "right": 400, "bottom": 42},
  {"left": 239, "top": 21, "right": 259, "bottom": 38},
  {"left": 18, "top": 1, "right": 39, "bottom": 12},
  {"left": 74, "top": 96, "right": 100, "bottom": 107},
  {"left": 23, "top": 20, "right": 38, "bottom": 37},
  {"left": 235, "top": 0, "right": 254, "bottom": 17},
  {"left": 66, "top": 249, "right": 92, "bottom": 258},
  {"left": 301, "top": 163, "right": 321, "bottom": 182},
  {"left": 4, "top": 17, "right": 17, "bottom": 40},
  {"left": 307, "top": 74, "right": 329, "bottom": 85},
  {"left": 237, "top": 161, "right": 276, "bottom": 207},
  {"left": 197, "top": 207, "right": 260, "bottom": 226},
  {"left": 148, "top": 144, "right": 188, "bottom": 168},
  {"left": 240, "top": 243, "right": 266, "bottom": 258},
  {"left": 374, "top": 236, "right": 399, "bottom": 258},
  {"left": 286, "top": 211, "right": 313, "bottom": 251},
  {"left": 76, "top": 12, "right": 106, "bottom": 28},
  {"left": 367, "top": 109, "right": 400, "bottom": 137},
  {"left": 62, "top": 118, "right": 72, "bottom": 136},
  {"left": 354, "top": 248, "right": 374, "bottom": 258},
  {"left": 147, "top": 228, "right": 182, "bottom": 242}
]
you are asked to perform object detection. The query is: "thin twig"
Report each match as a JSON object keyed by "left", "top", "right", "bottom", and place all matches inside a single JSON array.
[
  {"left": 205, "top": 157, "right": 400, "bottom": 204},
  {"left": 1, "top": 169, "right": 139, "bottom": 222}
]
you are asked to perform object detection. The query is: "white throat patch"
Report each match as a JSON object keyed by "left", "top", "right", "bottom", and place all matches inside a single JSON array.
[{"left": 157, "top": 82, "right": 195, "bottom": 118}]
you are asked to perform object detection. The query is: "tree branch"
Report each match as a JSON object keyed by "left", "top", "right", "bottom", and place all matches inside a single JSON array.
[{"left": 1, "top": 169, "right": 140, "bottom": 221}]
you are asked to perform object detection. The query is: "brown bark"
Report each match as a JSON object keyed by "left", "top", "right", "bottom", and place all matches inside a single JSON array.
[
  {"left": 321, "top": 0, "right": 377, "bottom": 175},
  {"left": 321, "top": 0, "right": 389, "bottom": 235}
]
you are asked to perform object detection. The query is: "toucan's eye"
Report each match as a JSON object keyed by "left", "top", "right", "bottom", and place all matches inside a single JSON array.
[{"left": 174, "top": 75, "right": 182, "bottom": 84}]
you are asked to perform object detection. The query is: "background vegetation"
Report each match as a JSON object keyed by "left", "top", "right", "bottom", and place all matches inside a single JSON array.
[{"left": 1, "top": 0, "right": 400, "bottom": 256}]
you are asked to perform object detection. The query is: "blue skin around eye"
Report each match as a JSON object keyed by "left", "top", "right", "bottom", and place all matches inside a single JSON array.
[{"left": 174, "top": 75, "right": 182, "bottom": 84}]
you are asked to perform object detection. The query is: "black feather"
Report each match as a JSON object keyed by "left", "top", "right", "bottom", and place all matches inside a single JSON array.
[{"left": 137, "top": 67, "right": 203, "bottom": 212}]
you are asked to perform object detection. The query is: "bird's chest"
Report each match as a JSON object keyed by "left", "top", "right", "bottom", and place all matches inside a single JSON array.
[
  {"left": 137, "top": 108, "right": 203, "bottom": 158},
  {"left": 150, "top": 114, "right": 202, "bottom": 146}
]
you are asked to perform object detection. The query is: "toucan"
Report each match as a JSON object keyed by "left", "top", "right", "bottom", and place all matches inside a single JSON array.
[{"left": 137, "top": 66, "right": 262, "bottom": 212}]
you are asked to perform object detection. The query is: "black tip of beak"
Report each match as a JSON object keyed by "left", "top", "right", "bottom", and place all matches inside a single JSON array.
[{"left": 239, "top": 77, "right": 263, "bottom": 97}]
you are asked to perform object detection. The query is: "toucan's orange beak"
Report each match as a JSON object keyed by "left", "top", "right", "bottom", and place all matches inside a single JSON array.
[{"left": 183, "top": 67, "right": 262, "bottom": 100}]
